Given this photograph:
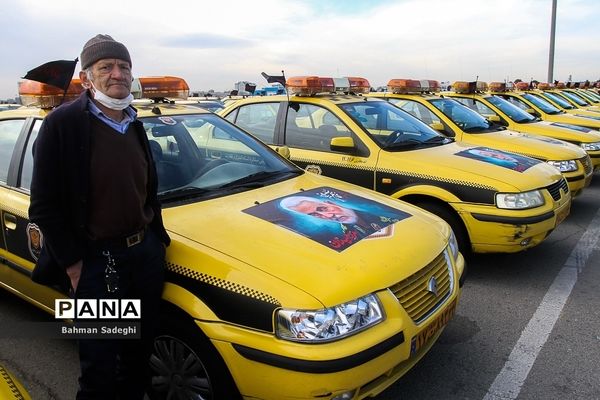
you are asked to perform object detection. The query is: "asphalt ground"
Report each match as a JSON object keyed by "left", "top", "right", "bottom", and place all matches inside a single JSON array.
[{"left": 0, "top": 173, "right": 598, "bottom": 400}]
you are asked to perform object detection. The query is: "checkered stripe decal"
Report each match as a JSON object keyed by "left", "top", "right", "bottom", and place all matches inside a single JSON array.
[
  {"left": 166, "top": 262, "right": 281, "bottom": 306},
  {"left": 377, "top": 168, "right": 497, "bottom": 191},
  {"left": 292, "top": 157, "right": 376, "bottom": 171},
  {"left": 0, "top": 366, "right": 25, "bottom": 400}
]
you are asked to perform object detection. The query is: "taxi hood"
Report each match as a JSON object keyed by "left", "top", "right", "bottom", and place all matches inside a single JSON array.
[
  {"left": 162, "top": 173, "right": 450, "bottom": 307},
  {"left": 381, "top": 142, "right": 564, "bottom": 193},
  {"left": 459, "top": 129, "right": 587, "bottom": 160}
]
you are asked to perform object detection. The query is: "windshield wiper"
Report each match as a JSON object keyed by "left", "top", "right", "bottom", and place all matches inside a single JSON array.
[
  {"left": 218, "top": 170, "right": 300, "bottom": 189},
  {"left": 384, "top": 138, "right": 429, "bottom": 150},
  {"left": 462, "top": 126, "right": 490, "bottom": 133},
  {"left": 424, "top": 136, "right": 453, "bottom": 144},
  {"left": 159, "top": 187, "right": 212, "bottom": 202}
]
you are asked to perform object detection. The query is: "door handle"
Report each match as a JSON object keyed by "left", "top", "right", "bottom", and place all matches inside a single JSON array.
[{"left": 3, "top": 212, "right": 17, "bottom": 230}]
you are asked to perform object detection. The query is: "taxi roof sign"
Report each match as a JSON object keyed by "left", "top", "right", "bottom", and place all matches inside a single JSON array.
[
  {"left": 515, "top": 82, "right": 530, "bottom": 91},
  {"left": 286, "top": 76, "right": 370, "bottom": 96},
  {"left": 134, "top": 76, "right": 189, "bottom": 100},
  {"left": 452, "top": 81, "right": 488, "bottom": 94},
  {"left": 387, "top": 79, "right": 421, "bottom": 94},
  {"left": 18, "top": 78, "right": 84, "bottom": 108},
  {"left": 537, "top": 82, "right": 555, "bottom": 90}
]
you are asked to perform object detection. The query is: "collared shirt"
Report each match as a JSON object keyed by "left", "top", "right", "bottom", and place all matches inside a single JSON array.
[{"left": 88, "top": 100, "right": 137, "bottom": 134}]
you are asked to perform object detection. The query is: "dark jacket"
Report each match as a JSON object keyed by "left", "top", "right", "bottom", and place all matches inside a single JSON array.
[{"left": 28, "top": 91, "right": 170, "bottom": 289}]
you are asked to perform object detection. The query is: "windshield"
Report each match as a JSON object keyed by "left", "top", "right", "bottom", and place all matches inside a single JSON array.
[
  {"left": 338, "top": 100, "right": 452, "bottom": 150},
  {"left": 560, "top": 91, "right": 590, "bottom": 106},
  {"left": 540, "top": 92, "right": 575, "bottom": 109},
  {"left": 142, "top": 113, "right": 299, "bottom": 203},
  {"left": 522, "top": 93, "right": 562, "bottom": 114},
  {"left": 430, "top": 98, "right": 495, "bottom": 132},
  {"left": 486, "top": 95, "right": 537, "bottom": 123}
]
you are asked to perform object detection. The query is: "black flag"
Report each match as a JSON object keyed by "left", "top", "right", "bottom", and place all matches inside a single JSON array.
[
  {"left": 22, "top": 59, "right": 78, "bottom": 90},
  {"left": 261, "top": 71, "right": 286, "bottom": 87}
]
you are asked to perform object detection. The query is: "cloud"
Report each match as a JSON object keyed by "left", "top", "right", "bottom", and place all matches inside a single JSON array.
[
  {"left": 161, "top": 33, "right": 252, "bottom": 49},
  {"left": 1, "top": 0, "right": 598, "bottom": 98}
]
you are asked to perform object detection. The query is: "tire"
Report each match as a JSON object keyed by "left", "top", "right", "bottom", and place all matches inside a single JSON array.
[
  {"left": 148, "top": 311, "right": 241, "bottom": 400},
  {"left": 414, "top": 200, "right": 471, "bottom": 257}
]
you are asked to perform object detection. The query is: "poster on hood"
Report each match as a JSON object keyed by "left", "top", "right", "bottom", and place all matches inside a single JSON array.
[
  {"left": 455, "top": 146, "right": 541, "bottom": 172},
  {"left": 243, "top": 187, "right": 411, "bottom": 251}
]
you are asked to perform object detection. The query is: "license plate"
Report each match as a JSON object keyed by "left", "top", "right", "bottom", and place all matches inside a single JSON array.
[
  {"left": 555, "top": 206, "right": 570, "bottom": 227},
  {"left": 410, "top": 299, "right": 456, "bottom": 357}
]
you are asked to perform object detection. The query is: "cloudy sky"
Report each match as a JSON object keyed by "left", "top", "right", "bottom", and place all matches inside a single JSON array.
[{"left": 1, "top": 0, "right": 598, "bottom": 99}]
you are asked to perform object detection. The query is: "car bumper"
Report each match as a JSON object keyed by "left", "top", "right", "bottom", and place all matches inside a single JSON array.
[
  {"left": 198, "top": 264, "right": 463, "bottom": 400},
  {"left": 457, "top": 198, "right": 571, "bottom": 253}
]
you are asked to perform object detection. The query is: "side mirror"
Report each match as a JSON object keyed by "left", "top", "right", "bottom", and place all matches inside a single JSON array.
[
  {"left": 330, "top": 137, "right": 355, "bottom": 152},
  {"left": 525, "top": 108, "right": 536, "bottom": 114},
  {"left": 429, "top": 122, "right": 445, "bottom": 131},
  {"left": 487, "top": 115, "right": 501, "bottom": 122},
  {"left": 275, "top": 145, "right": 291, "bottom": 159}
]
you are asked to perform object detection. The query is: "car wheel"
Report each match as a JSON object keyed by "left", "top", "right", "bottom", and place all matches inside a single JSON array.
[
  {"left": 415, "top": 200, "right": 471, "bottom": 257},
  {"left": 148, "top": 313, "right": 241, "bottom": 400}
]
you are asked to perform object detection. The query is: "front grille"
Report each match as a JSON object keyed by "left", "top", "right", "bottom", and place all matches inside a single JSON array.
[
  {"left": 545, "top": 178, "right": 569, "bottom": 201},
  {"left": 580, "top": 156, "right": 593, "bottom": 175},
  {"left": 389, "top": 251, "right": 453, "bottom": 324}
]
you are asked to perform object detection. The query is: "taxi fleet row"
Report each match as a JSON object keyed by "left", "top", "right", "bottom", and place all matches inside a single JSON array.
[
  {"left": 219, "top": 76, "right": 572, "bottom": 256},
  {"left": 0, "top": 77, "right": 463, "bottom": 399}
]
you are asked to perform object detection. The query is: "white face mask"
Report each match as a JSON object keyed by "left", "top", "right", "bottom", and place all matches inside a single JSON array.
[{"left": 90, "top": 81, "right": 133, "bottom": 111}]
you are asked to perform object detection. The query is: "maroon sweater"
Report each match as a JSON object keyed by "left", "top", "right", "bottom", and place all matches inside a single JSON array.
[{"left": 87, "top": 117, "right": 154, "bottom": 240}]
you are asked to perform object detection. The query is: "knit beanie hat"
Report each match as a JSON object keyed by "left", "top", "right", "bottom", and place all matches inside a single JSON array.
[{"left": 80, "top": 34, "right": 131, "bottom": 69}]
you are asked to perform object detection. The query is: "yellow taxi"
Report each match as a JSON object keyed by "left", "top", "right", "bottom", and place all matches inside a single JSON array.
[
  {"left": 547, "top": 84, "right": 600, "bottom": 113},
  {"left": 0, "top": 365, "right": 31, "bottom": 400},
  {"left": 530, "top": 82, "right": 600, "bottom": 120},
  {"left": 368, "top": 79, "right": 593, "bottom": 196},
  {"left": 557, "top": 87, "right": 600, "bottom": 112},
  {"left": 491, "top": 84, "right": 600, "bottom": 132},
  {"left": 0, "top": 76, "right": 464, "bottom": 400},
  {"left": 220, "top": 76, "right": 572, "bottom": 255}
]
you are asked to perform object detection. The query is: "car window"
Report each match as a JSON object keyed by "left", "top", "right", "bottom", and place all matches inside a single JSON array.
[
  {"left": 541, "top": 92, "right": 575, "bottom": 109},
  {"left": 20, "top": 119, "right": 42, "bottom": 190},
  {"left": 230, "top": 103, "right": 279, "bottom": 144},
  {"left": 0, "top": 119, "right": 25, "bottom": 184},
  {"left": 522, "top": 93, "right": 561, "bottom": 114},
  {"left": 285, "top": 103, "right": 352, "bottom": 151},
  {"left": 430, "top": 98, "right": 492, "bottom": 132},
  {"left": 339, "top": 101, "right": 449, "bottom": 149},
  {"left": 451, "top": 98, "right": 495, "bottom": 117},
  {"left": 389, "top": 99, "right": 442, "bottom": 125},
  {"left": 498, "top": 95, "right": 531, "bottom": 111},
  {"left": 486, "top": 95, "right": 536, "bottom": 123},
  {"left": 140, "top": 113, "right": 296, "bottom": 198}
]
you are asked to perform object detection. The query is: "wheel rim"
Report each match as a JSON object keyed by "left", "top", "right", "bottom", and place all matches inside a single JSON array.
[{"left": 150, "top": 335, "right": 212, "bottom": 400}]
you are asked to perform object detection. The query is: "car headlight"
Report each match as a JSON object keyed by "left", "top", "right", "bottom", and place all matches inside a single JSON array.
[
  {"left": 276, "top": 294, "right": 384, "bottom": 342},
  {"left": 547, "top": 160, "right": 578, "bottom": 172},
  {"left": 496, "top": 190, "right": 545, "bottom": 209},
  {"left": 446, "top": 230, "right": 460, "bottom": 262},
  {"left": 581, "top": 141, "right": 600, "bottom": 151}
]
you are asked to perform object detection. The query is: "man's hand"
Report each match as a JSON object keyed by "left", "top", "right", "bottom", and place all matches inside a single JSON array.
[{"left": 66, "top": 260, "right": 83, "bottom": 292}]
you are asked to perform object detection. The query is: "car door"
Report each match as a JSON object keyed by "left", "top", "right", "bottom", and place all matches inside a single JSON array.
[
  {"left": 0, "top": 118, "right": 61, "bottom": 310},
  {"left": 281, "top": 101, "right": 377, "bottom": 190}
]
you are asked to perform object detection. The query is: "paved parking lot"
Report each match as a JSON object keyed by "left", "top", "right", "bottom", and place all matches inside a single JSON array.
[{"left": 1, "top": 174, "right": 599, "bottom": 400}]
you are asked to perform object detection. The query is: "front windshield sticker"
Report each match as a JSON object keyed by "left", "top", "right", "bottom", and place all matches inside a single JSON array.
[
  {"left": 243, "top": 187, "right": 411, "bottom": 251},
  {"left": 550, "top": 123, "right": 593, "bottom": 133},
  {"left": 158, "top": 116, "right": 177, "bottom": 125},
  {"left": 455, "top": 147, "right": 541, "bottom": 172}
]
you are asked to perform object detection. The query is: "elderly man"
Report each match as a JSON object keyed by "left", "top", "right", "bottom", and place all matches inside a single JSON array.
[{"left": 29, "top": 34, "right": 170, "bottom": 399}]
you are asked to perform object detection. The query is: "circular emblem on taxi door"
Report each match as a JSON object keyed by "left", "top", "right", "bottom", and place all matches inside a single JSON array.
[
  {"left": 26, "top": 223, "right": 44, "bottom": 261},
  {"left": 427, "top": 276, "right": 438, "bottom": 297},
  {"left": 305, "top": 164, "right": 322, "bottom": 175}
]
